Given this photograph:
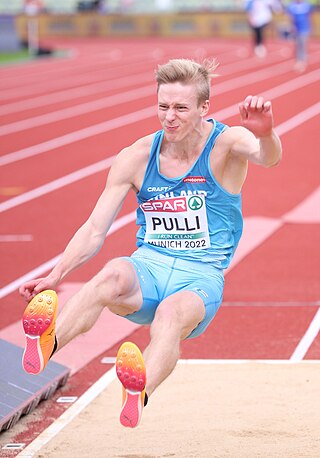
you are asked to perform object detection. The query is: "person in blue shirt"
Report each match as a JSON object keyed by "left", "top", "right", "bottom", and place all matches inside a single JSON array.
[
  {"left": 19, "top": 58, "right": 282, "bottom": 428},
  {"left": 286, "top": 0, "right": 314, "bottom": 71}
]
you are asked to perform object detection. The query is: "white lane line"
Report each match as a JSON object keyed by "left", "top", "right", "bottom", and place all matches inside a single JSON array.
[
  {"left": 178, "top": 359, "right": 320, "bottom": 364},
  {"left": 0, "top": 44, "right": 232, "bottom": 114},
  {"left": 283, "top": 186, "right": 320, "bottom": 223},
  {"left": 0, "top": 48, "right": 158, "bottom": 89},
  {"left": 0, "top": 85, "right": 155, "bottom": 136},
  {"left": 2, "top": 97, "right": 320, "bottom": 216},
  {"left": 225, "top": 217, "right": 282, "bottom": 274},
  {"left": 0, "top": 157, "right": 115, "bottom": 213},
  {"left": 0, "top": 58, "right": 300, "bottom": 136},
  {"left": 0, "top": 41, "right": 237, "bottom": 89},
  {"left": 102, "top": 357, "right": 320, "bottom": 364},
  {"left": 0, "top": 71, "right": 153, "bottom": 116},
  {"left": 0, "top": 50, "right": 162, "bottom": 102},
  {"left": 0, "top": 235, "right": 33, "bottom": 242},
  {"left": 0, "top": 105, "right": 154, "bottom": 167},
  {"left": 222, "top": 301, "right": 320, "bottom": 307},
  {"left": 210, "top": 69, "right": 320, "bottom": 122},
  {"left": 262, "top": 66, "right": 320, "bottom": 100},
  {"left": 0, "top": 211, "right": 136, "bottom": 299},
  {"left": 290, "top": 309, "right": 320, "bottom": 361},
  {"left": 276, "top": 102, "right": 320, "bottom": 136},
  {"left": 0, "top": 47, "right": 285, "bottom": 116},
  {"left": 0, "top": 255, "right": 62, "bottom": 300},
  {"left": 2, "top": 66, "right": 320, "bottom": 167},
  {"left": 16, "top": 366, "right": 117, "bottom": 458}
]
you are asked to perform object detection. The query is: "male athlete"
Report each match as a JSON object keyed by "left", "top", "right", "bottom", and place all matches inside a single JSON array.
[{"left": 19, "top": 58, "right": 282, "bottom": 428}]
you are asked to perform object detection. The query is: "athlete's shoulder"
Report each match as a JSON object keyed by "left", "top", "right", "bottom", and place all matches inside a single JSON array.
[
  {"left": 112, "top": 133, "right": 156, "bottom": 175},
  {"left": 121, "top": 133, "right": 155, "bottom": 158},
  {"left": 108, "top": 134, "right": 156, "bottom": 189},
  {"left": 217, "top": 125, "right": 251, "bottom": 144},
  {"left": 213, "top": 125, "right": 258, "bottom": 161}
]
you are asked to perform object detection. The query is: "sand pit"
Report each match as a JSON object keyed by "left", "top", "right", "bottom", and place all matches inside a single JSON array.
[{"left": 19, "top": 362, "right": 320, "bottom": 458}]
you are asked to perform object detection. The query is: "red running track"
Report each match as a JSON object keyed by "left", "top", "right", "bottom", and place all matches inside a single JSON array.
[{"left": 0, "top": 36, "right": 319, "bottom": 449}]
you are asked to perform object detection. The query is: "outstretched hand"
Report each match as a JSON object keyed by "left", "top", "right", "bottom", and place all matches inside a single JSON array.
[
  {"left": 19, "top": 277, "right": 57, "bottom": 302},
  {"left": 239, "top": 95, "right": 274, "bottom": 138}
]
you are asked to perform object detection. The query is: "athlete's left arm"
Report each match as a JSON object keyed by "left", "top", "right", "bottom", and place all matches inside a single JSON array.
[{"left": 231, "top": 95, "right": 282, "bottom": 167}]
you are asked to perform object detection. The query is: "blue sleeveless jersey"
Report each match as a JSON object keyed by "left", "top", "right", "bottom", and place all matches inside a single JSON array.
[{"left": 135, "top": 119, "right": 243, "bottom": 269}]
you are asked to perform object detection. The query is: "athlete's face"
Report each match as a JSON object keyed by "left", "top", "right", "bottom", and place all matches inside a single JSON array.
[{"left": 157, "top": 82, "right": 209, "bottom": 142}]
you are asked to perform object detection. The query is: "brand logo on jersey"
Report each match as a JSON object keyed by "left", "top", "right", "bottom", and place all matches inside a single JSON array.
[
  {"left": 147, "top": 186, "right": 172, "bottom": 193},
  {"left": 183, "top": 176, "right": 206, "bottom": 183}
]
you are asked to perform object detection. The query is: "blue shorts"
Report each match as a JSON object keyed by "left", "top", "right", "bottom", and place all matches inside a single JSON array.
[{"left": 122, "top": 245, "right": 224, "bottom": 339}]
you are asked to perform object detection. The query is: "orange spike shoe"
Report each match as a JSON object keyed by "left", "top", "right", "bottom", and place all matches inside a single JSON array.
[
  {"left": 22, "top": 290, "right": 58, "bottom": 375},
  {"left": 116, "top": 341, "right": 146, "bottom": 428}
]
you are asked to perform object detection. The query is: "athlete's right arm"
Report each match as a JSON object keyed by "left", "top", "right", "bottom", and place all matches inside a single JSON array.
[{"left": 19, "top": 146, "right": 137, "bottom": 301}]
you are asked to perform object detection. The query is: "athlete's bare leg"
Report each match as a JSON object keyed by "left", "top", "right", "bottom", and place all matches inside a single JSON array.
[
  {"left": 55, "top": 259, "right": 143, "bottom": 350},
  {"left": 143, "top": 290, "right": 205, "bottom": 396}
]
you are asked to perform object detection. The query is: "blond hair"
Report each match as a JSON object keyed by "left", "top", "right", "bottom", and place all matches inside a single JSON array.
[{"left": 155, "top": 58, "right": 219, "bottom": 105}]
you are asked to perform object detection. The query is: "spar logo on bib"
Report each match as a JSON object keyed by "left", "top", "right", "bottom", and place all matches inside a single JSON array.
[
  {"left": 141, "top": 197, "right": 187, "bottom": 213},
  {"left": 140, "top": 195, "right": 210, "bottom": 250}
]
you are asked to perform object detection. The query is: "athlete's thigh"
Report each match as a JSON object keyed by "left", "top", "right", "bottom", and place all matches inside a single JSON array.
[
  {"left": 117, "top": 254, "right": 160, "bottom": 325},
  {"left": 102, "top": 257, "right": 144, "bottom": 314}
]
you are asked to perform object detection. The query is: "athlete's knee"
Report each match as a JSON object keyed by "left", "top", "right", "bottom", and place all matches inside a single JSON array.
[
  {"left": 151, "top": 301, "right": 181, "bottom": 334},
  {"left": 90, "top": 263, "right": 125, "bottom": 302},
  {"left": 152, "top": 295, "right": 205, "bottom": 340}
]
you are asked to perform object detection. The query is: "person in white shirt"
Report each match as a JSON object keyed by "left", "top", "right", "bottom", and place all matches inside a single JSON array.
[{"left": 245, "top": 0, "right": 282, "bottom": 57}]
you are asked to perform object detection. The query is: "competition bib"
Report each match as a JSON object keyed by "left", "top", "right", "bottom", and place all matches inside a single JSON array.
[{"left": 140, "top": 195, "right": 210, "bottom": 250}]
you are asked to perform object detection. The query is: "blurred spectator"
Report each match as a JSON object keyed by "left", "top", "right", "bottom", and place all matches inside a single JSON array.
[
  {"left": 155, "top": 0, "right": 173, "bottom": 11},
  {"left": 24, "top": 0, "right": 43, "bottom": 15},
  {"left": 121, "top": 0, "right": 135, "bottom": 9},
  {"left": 97, "top": 0, "right": 109, "bottom": 13},
  {"left": 245, "top": 0, "right": 282, "bottom": 57},
  {"left": 285, "top": 0, "right": 314, "bottom": 72},
  {"left": 77, "top": 1, "right": 108, "bottom": 11}
]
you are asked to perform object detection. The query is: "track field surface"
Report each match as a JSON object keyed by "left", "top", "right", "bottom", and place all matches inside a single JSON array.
[{"left": 0, "top": 37, "right": 319, "bottom": 457}]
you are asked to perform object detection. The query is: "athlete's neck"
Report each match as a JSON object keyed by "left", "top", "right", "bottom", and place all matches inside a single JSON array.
[{"left": 162, "top": 120, "right": 212, "bottom": 161}]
